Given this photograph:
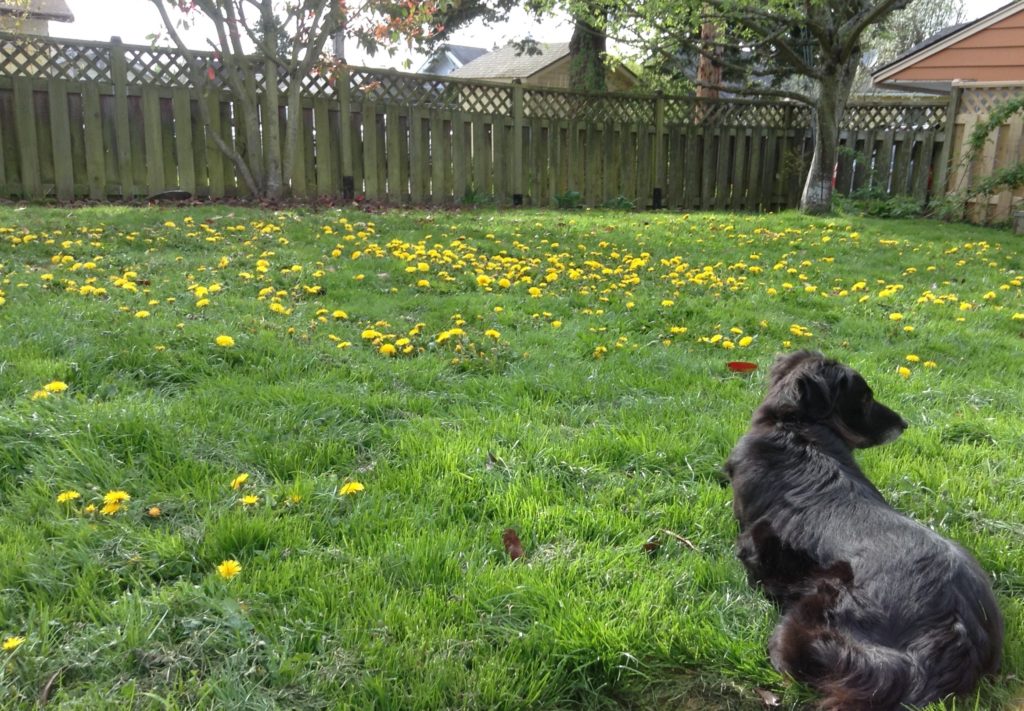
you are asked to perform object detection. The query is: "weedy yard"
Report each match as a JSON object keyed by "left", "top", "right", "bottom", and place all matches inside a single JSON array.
[{"left": 0, "top": 206, "right": 1022, "bottom": 709}]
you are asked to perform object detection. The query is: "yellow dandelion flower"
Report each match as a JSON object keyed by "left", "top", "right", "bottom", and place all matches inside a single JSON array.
[
  {"left": 484, "top": 329, "right": 501, "bottom": 339},
  {"left": 332, "top": 310, "right": 348, "bottom": 320},
  {"left": 923, "top": 361, "right": 937, "bottom": 368},
  {"left": 147, "top": 506, "right": 161, "bottom": 518},
  {"left": 738, "top": 336, "right": 754, "bottom": 348},
  {"left": 134, "top": 310, "right": 150, "bottom": 319},
  {"left": 660, "top": 299, "right": 674, "bottom": 307},
  {"left": 239, "top": 495, "right": 259, "bottom": 506},
  {"left": 379, "top": 343, "right": 397, "bottom": 357},
  {"left": 100, "top": 502, "right": 123, "bottom": 516},
  {"left": 230, "top": 473, "right": 249, "bottom": 490},
  {"left": 897, "top": 366, "right": 911, "bottom": 379},
  {"left": 1012, "top": 313, "right": 1024, "bottom": 321},
  {"left": 339, "top": 481, "right": 365, "bottom": 496},
  {"left": 888, "top": 313, "right": 903, "bottom": 321},
  {"left": 215, "top": 335, "right": 235, "bottom": 348},
  {"left": 31, "top": 390, "right": 50, "bottom": 400},
  {"left": 905, "top": 354, "right": 920, "bottom": 363},
  {"left": 56, "top": 490, "right": 81, "bottom": 504},
  {"left": 2, "top": 636, "right": 25, "bottom": 651},
  {"left": 43, "top": 381, "right": 68, "bottom": 394},
  {"left": 84, "top": 503, "right": 97, "bottom": 514},
  {"left": 103, "top": 490, "right": 130, "bottom": 505},
  {"left": 217, "top": 559, "right": 242, "bottom": 580}
]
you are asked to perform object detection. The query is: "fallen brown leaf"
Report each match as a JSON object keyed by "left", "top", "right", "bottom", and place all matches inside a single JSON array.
[{"left": 502, "top": 528, "right": 525, "bottom": 561}]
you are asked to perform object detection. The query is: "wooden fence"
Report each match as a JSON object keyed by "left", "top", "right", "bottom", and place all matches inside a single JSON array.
[
  {"left": 0, "top": 32, "right": 949, "bottom": 210},
  {"left": 943, "top": 83, "right": 1024, "bottom": 223}
]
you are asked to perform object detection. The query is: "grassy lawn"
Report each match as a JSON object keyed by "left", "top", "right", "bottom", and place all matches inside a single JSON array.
[{"left": 1, "top": 205, "right": 1021, "bottom": 709}]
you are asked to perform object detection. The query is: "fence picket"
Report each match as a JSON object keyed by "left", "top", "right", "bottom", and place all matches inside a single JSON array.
[{"left": 82, "top": 82, "right": 106, "bottom": 199}]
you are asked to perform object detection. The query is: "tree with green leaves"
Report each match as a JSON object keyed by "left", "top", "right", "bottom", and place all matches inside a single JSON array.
[
  {"left": 588, "top": 0, "right": 916, "bottom": 213},
  {"left": 151, "top": 0, "right": 440, "bottom": 200}
]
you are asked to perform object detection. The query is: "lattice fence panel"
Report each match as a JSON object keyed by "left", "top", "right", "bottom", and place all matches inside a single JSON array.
[
  {"left": 348, "top": 69, "right": 477, "bottom": 111},
  {"left": 842, "top": 102, "right": 947, "bottom": 131},
  {"left": 123, "top": 46, "right": 196, "bottom": 87},
  {"left": 959, "top": 87, "right": 1024, "bottom": 116},
  {"left": 523, "top": 89, "right": 654, "bottom": 122},
  {"left": 0, "top": 35, "right": 112, "bottom": 81},
  {"left": 663, "top": 98, "right": 811, "bottom": 128}
]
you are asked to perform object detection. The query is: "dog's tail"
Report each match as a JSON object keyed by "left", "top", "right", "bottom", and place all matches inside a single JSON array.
[
  {"left": 772, "top": 603, "right": 998, "bottom": 710},
  {"left": 771, "top": 617, "right": 913, "bottom": 710}
]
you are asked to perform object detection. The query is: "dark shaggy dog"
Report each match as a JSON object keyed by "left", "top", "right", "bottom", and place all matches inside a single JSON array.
[{"left": 725, "top": 351, "right": 1003, "bottom": 710}]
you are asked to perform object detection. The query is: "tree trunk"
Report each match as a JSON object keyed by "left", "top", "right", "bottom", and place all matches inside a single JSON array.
[
  {"left": 569, "top": 15, "right": 607, "bottom": 92},
  {"left": 800, "top": 56, "right": 858, "bottom": 214},
  {"left": 695, "top": 19, "right": 722, "bottom": 100}
]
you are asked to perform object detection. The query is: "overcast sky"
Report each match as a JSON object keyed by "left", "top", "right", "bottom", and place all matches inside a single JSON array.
[{"left": 55, "top": 0, "right": 1010, "bottom": 70}]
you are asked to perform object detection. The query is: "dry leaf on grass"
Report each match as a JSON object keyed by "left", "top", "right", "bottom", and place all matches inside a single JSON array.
[{"left": 502, "top": 528, "right": 525, "bottom": 561}]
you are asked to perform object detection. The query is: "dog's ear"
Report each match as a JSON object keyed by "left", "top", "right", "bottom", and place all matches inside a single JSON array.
[{"left": 768, "top": 353, "right": 846, "bottom": 420}]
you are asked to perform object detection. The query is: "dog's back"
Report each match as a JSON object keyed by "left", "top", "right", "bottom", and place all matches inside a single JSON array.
[{"left": 727, "top": 352, "right": 1003, "bottom": 710}]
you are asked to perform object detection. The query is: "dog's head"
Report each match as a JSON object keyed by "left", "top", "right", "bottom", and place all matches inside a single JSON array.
[{"left": 755, "top": 351, "right": 907, "bottom": 448}]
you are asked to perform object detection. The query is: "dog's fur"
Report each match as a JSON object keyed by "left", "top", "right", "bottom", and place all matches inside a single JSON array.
[{"left": 725, "top": 351, "right": 1003, "bottom": 710}]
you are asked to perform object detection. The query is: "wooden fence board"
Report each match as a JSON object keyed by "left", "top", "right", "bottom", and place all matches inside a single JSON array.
[
  {"left": 204, "top": 93, "right": 225, "bottom": 198},
  {"left": 746, "top": 129, "right": 763, "bottom": 211},
  {"left": 313, "top": 98, "right": 334, "bottom": 197},
  {"left": 429, "top": 112, "right": 445, "bottom": 203},
  {"left": 0, "top": 89, "right": 10, "bottom": 195},
  {"left": 452, "top": 111, "right": 467, "bottom": 202},
  {"left": 141, "top": 87, "right": 164, "bottom": 194},
  {"left": 363, "top": 103, "right": 381, "bottom": 200},
  {"left": 66, "top": 89, "right": 87, "bottom": 197},
  {"left": 172, "top": 88, "right": 196, "bottom": 195},
  {"left": 732, "top": 128, "right": 747, "bottom": 211},
  {"left": 700, "top": 127, "right": 716, "bottom": 210},
  {"left": 494, "top": 118, "right": 508, "bottom": 204},
  {"left": 82, "top": 82, "right": 105, "bottom": 199},
  {"left": 715, "top": 126, "right": 731, "bottom": 210},
  {"left": 13, "top": 78, "right": 42, "bottom": 198}
]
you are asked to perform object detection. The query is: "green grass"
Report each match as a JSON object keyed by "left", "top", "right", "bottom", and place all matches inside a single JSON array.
[{"left": 0, "top": 205, "right": 1021, "bottom": 709}]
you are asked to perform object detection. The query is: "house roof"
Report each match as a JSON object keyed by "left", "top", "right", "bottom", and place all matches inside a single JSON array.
[
  {"left": 0, "top": 0, "right": 73, "bottom": 22},
  {"left": 872, "top": 0, "right": 1024, "bottom": 92},
  {"left": 450, "top": 42, "right": 570, "bottom": 80},
  {"left": 446, "top": 44, "right": 489, "bottom": 66},
  {"left": 417, "top": 43, "right": 489, "bottom": 75}
]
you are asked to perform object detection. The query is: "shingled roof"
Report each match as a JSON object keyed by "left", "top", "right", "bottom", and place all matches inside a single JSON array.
[{"left": 450, "top": 43, "right": 570, "bottom": 81}]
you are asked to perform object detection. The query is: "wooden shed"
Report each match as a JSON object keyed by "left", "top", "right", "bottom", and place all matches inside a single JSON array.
[{"left": 873, "top": 1, "right": 1024, "bottom": 223}]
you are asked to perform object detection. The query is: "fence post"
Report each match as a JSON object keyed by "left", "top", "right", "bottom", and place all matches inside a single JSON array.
[
  {"left": 653, "top": 91, "right": 666, "bottom": 209},
  {"left": 109, "top": 36, "right": 134, "bottom": 199},
  {"left": 512, "top": 79, "right": 524, "bottom": 205},
  {"left": 338, "top": 65, "right": 354, "bottom": 200},
  {"left": 933, "top": 86, "right": 962, "bottom": 199}
]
